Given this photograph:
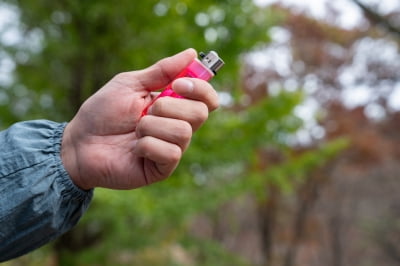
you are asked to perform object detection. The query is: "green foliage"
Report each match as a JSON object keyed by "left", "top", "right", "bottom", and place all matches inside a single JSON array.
[{"left": 0, "top": 0, "right": 275, "bottom": 126}]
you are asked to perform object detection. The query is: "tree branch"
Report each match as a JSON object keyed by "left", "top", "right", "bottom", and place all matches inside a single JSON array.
[{"left": 352, "top": 0, "right": 400, "bottom": 39}]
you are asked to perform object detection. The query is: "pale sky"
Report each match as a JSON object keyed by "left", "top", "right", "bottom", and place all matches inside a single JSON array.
[
  {"left": 251, "top": 0, "right": 400, "bottom": 144},
  {"left": 254, "top": 0, "right": 400, "bottom": 29}
]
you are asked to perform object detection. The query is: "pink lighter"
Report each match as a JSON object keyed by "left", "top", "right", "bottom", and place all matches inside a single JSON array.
[{"left": 141, "top": 51, "right": 225, "bottom": 116}]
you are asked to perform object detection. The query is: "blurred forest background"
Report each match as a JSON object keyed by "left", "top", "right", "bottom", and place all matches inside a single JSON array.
[{"left": 1, "top": 0, "right": 400, "bottom": 265}]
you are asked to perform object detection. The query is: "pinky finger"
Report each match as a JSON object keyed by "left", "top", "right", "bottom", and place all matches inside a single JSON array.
[{"left": 134, "top": 136, "right": 182, "bottom": 176}]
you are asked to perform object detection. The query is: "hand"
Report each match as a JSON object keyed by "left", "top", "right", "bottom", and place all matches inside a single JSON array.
[{"left": 61, "top": 48, "right": 219, "bottom": 190}]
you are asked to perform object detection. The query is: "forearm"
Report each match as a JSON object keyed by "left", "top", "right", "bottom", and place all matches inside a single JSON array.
[{"left": 0, "top": 120, "right": 93, "bottom": 262}]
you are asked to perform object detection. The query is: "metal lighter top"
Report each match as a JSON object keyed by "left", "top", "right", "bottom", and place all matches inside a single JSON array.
[{"left": 199, "top": 51, "right": 225, "bottom": 75}]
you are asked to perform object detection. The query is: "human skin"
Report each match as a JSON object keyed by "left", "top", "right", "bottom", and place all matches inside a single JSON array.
[{"left": 60, "top": 48, "right": 219, "bottom": 190}]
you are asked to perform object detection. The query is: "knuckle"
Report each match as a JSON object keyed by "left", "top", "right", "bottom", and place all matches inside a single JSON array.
[
  {"left": 209, "top": 91, "right": 220, "bottom": 111},
  {"left": 196, "top": 81, "right": 219, "bottom": 111},
  {"left": 135, "top": 116, "right": 151, "bottom": 137},
  {"left": 136, "top": 136, "right": 153, "bottom": 154},
  {"left": 193, "top": 103, "right": 209, "bottom": 124},
  {"left": 167, "top": 145, "right": 182, "bottom": 163},
  {"left": 113, "top": 71, "right": 130, "bottom": 81},
  {"left": 176, "top": 121, "right": 192, "bottom": 142},
  {"left": 150, "top": 98, "right": 167, "bottom": 115}
]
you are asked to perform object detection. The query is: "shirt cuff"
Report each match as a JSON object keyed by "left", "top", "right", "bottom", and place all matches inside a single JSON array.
[{"left": 52, "top": 122, "right": 94, "bottom": 200}]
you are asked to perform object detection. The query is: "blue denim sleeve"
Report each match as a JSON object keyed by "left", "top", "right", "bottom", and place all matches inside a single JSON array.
[{"left": 0, "top": 120, "right": 93, "bottom": 262}]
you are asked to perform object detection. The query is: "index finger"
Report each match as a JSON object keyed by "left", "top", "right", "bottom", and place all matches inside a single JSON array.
[{"left": 172, "top": 78, "right": 219, "bottom": 112}]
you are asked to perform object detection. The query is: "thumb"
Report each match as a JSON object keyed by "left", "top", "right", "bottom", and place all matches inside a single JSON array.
[{"left": 135, "top": 48, "right": 197, "bottom": 92}]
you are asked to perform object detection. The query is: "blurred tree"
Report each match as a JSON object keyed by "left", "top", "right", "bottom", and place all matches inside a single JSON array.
[
  {"left": 0, "top": 0, "right": 274, "bottom": 125},
  {"left": 353, "top": 0, "right": 400, "bottom": 38},
  {"left": 243, "top": 1, "right": 400, "bottom": 266}
]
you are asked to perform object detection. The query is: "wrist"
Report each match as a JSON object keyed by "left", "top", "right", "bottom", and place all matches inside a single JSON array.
[{"left": 61, "top": 122, "right": 92, "bottom": 190}]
